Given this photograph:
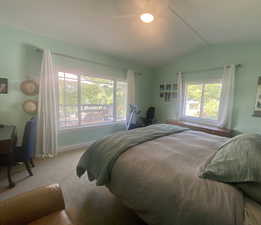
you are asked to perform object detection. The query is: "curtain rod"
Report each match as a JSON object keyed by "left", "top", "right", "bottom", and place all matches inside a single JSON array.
[
  {"left": 176, "top": 64, "right": 242, "bottom": 75},
  {"left": 35, "top": 48, "right": 142, "bottom": 76}
]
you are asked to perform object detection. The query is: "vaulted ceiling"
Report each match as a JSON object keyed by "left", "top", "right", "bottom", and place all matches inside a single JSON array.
[{"left": 0, "top": 0, "right": 261, "bottom": 68}]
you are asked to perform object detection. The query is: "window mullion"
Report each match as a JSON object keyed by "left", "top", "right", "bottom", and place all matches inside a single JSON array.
[
  {"left": 63, "top": 73, "right": 67, "bottom": 128},
  {"left": 78, "top": 74, "right": 81, "bottom": 127},
  {"left": 200, "top": 84, "right": 205, "bottom": 118},
  {"left": 113, "top": 80, "right": 117, "bottom": 121}
]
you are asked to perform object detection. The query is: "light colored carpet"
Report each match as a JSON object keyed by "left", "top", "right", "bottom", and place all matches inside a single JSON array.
[{"left": 0, "top": 149, "right": 146, "bottom": 225}]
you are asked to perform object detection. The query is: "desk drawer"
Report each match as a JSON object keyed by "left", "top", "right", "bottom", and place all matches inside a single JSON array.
[{"left": 0, "top": 140, "right": 13, "bottom": 154}]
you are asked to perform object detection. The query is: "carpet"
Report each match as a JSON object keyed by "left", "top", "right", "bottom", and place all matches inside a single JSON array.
[{"left": 0, "top": 149, "right": 146, "bottom": 225}]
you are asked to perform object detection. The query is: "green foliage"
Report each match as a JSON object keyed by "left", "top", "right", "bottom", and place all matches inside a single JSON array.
[
  {"left": 187, "top": 84, "right": 202, "bottom": 102},
  {"left": 59, "top": 75, "right": 127, "bottom": 120},
  {"left": 186, "top": 83, "right": 221, "bottom": 120},
  {"left": 203, "top": 83, "right": 221, "bottom": 119},
  {"left": 81, "top": 83, "right": 113, "bottom": 105}
]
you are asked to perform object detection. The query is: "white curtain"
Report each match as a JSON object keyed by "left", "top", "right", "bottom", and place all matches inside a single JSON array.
[
  {"left": 126, "top": 70, "right": 136, "bottom": 127},
  {"left": 218, "top": 64, "right": 235, "bottom": 129},
  {"left": 177, "top": 72, "right": 184, "bottom": 120},
  {"left": 127, "top": 70, "right": 136, "bottom": 106},
  {"left": 37, "top": 50, "right": 58, "bottom": 157}
]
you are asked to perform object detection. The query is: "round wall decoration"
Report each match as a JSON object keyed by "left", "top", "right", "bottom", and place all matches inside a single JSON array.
[
  {"left": 20, "top": 80, "right": 39, "bottom": 96},
  {"left": 23, "top": 100, "right": 38, "bottom": 114}
]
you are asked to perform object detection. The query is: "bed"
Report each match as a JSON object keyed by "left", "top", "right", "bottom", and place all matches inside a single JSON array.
[{"left": 77, "top": 124, "right": 261, "bottom": 225}]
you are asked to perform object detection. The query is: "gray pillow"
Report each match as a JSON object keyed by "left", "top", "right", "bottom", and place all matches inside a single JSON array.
[
  {"left": 199, "top": 133, "right": 261, "bottom": 183},
  {"left": 236, "top": 183, "right": 261, "bottom": 204}
]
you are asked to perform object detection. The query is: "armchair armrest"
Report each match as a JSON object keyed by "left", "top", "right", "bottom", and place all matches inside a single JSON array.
[{"left": 0, "top": 184, "right": 65, "bottom": 225}]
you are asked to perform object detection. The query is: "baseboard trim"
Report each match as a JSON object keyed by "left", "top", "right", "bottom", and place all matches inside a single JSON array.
[
  {"left": 34, "top": 141, "right": 93, "bottom": 158},
  {"left": 58, "top": 141, "right": 93, "bottom": 153}
]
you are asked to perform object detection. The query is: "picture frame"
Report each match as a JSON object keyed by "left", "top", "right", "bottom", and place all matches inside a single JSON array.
[
  {"left": 160, "top": 82, "right": 178, "bottom": 102},
  {"left": 0, "top": 78, "right": 8, "bottom": 94},
  {"left": 253, "top": 76, "right": 261, "bottom": 117},
  {"left": 160, "top": 84, "right": 165, "bottom": 91}
]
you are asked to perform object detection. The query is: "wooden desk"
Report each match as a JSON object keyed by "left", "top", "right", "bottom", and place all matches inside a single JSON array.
[
  {"left": 167, "top": 120, "right": 233, "bottom": 137},
  {"left": 0, "top": 126, "right": 17, "bottom": 188}
]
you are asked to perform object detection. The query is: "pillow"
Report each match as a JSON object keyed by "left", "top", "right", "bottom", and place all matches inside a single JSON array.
[
  {"left": 236, "top": 183, "right": 261, "bottom": 204},
  {"left": 199, "top": 133, "right": 261, "bottom": 183}
]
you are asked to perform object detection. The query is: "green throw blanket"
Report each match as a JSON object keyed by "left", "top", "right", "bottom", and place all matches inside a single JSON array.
[{"left": 77, "top": 124, "right": 188, "bottom": 185}]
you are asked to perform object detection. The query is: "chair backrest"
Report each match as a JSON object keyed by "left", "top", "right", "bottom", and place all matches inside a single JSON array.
[
  {"left": 21, "top": 117, "right": 37, "bottom": 158},
  {"left": 146, "top": 107, "right": 155, "bottom": 121}
]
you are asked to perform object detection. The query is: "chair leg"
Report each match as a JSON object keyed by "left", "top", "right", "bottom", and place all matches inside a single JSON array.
[
  {"left": 30, "top": 158, "right": 35, "bottom": 167},
  {"left": 24, "top": 161, "right": 33, "bottom": 176},
  {"left": 7, "top": 165, "right": 15, "bottom": 188}
]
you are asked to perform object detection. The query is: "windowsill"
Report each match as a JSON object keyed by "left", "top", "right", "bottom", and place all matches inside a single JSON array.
[
  {"left": 180, "top": 115, "right": 220, "bottom": 127},
  {"left": 167, "top": 120, "right": 233, "bottom": 137},
  {"left": 59, "top": 121, "right": 126, "bottom": 133}
]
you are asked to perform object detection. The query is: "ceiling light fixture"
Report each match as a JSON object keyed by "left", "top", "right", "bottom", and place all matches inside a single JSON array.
[{"left": 140, "top": 13, "right": 154, "bottom": 23}]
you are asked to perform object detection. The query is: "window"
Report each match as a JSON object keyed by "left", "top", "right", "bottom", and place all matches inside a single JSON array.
[
  {"left": 58, "top": 72, "right": 127, "bottom": 129},
  {"left": 183, "top": 81, "right": 222, "bottom": 124}
]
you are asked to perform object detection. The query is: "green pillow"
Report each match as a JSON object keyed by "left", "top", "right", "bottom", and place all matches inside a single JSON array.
[{"left": 199, "top": 133, "right": 261, "bottom": 183}]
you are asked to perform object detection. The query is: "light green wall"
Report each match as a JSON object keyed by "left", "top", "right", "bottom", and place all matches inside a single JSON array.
[
  {"left": 0, "top": 26, "right": 153, "bottom": 148},
  {"left": 153, "top": 44, "right": 261, "bottom": 134},
  {"left": 2, "top": 25, "right": 260, "bottom": 149}
]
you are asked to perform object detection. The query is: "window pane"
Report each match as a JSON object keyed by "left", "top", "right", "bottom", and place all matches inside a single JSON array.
[
  {"left": 58, "top": 75, "right": 66, "bottom": 128},
  {"left": 80, "top": 75, "right": 114, "bottom": 125},
  {"left": 202, "top": 83, "right": 222, "bottom": 120},
  {"left": 64, "top": 74, "right": 78, "bottom": 105},
  {"left": 185, "top": 84, "right": 202, "bottom": 117},
  {"left": 58, "top": 72, "right": 79, "bottom": 128},
  {"left": 116, "top": 81, "right": 127, "bottom": 121}
]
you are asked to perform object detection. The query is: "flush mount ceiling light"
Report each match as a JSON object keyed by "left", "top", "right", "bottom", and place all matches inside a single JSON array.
[{"left": 140, "top": 13, "right": 154, "bottom": 23}]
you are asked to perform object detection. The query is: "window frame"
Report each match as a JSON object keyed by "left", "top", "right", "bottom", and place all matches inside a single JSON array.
[
  {"left": 181, "top": 79, "right": 222, "bottom": 126},
  {"left": 58, "top": 72, "right": 128, "bottom": 131}
]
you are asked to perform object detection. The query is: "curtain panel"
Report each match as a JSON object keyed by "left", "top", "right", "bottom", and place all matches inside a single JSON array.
[
  {"left": 37, "top": 50, "right": 58, "bottom": 157},
  {"left": 218, "top": 64, "right": 236, "bottom": 129},
  {"left": 177, "top": 72, "right": 184, "bottom": 120},
  {"left": 126, "top": 70, "right": 136, "bottom": 128}
]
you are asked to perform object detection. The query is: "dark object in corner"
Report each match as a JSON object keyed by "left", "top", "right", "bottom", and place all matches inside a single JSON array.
[{"left": 141, "top": 106, "right": 156, "bottom": 126}]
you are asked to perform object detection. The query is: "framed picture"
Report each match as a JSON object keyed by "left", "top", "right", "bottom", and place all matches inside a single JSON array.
[
  {"left": 166, "top": 84, "right": 171, "bottom": 91},
  {"left": 160, "top": 84, "right": 165, "bottom": 91},
  {"left": 253, "top": 76, "right": 261, "bottom": 117},
  {"left": 0, "top": 78, "right": 8, "bottom": 94}
]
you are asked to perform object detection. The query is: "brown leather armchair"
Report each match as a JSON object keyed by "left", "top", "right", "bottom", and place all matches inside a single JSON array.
[{"left": 0, "top": 184, "right": 74, "bottom": 225}]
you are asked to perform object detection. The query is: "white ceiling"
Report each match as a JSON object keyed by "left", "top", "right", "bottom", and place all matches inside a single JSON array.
[{"left": 0, "top": 0, "right": 261, "bottom": 68}]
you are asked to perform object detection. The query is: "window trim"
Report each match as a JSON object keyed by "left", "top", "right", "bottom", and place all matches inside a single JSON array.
[
  {"left": 181, "top": 79, "right": 222, "bottom": 126},
  {"left": 57, "top": 72, "right": 128, "bottom": 130}
]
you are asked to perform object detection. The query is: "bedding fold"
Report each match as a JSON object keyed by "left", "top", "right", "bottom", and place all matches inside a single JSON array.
[{"left": 77, "top": 124, "right": 188, "bottom": 185}]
